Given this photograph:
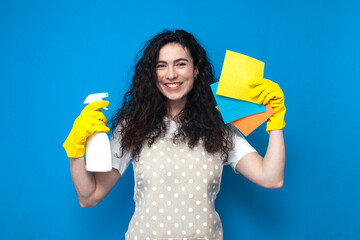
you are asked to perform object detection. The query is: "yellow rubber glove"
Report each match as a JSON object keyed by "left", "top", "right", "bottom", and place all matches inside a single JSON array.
[
  {"left": 63, "top": 101, "right": 110, "bottom": 158},
  {"left": 249, "top": 78, "right": 286, "bottom": 133}
]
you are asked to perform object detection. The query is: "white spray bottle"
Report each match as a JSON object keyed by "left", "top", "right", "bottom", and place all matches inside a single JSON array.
[{"left": 84, "top": 93, "right": 112, "bottom": 172}]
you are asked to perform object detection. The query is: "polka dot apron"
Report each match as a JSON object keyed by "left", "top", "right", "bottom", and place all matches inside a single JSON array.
[{"left": 125, "top": 137, "right": 224, "bottom": 240}]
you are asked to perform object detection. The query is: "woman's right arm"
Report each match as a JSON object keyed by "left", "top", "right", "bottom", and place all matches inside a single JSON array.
[
  {"left": 69, "top": 157, "right": 121, "bottom": 208},
  {"left": 63, "top": 100, "right": 121, "bottom": 207}
]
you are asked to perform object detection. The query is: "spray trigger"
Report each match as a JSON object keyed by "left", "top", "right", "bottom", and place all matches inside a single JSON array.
[{"left": 84, "top": 93, "right": 109, "bottom": 111}]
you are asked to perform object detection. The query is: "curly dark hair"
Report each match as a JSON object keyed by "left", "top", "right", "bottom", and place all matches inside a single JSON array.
[{"left": 110, "top": 29, "right": 233, "bottom": 162}]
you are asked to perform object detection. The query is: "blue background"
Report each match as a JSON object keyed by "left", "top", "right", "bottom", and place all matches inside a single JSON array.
[{"left": 1, "top": 0, "right": 359, "bottom": 239}]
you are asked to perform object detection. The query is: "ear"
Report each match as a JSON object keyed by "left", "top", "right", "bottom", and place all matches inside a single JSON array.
[{"left": 194, "top": 65, "right": 199, "bottom": 79}]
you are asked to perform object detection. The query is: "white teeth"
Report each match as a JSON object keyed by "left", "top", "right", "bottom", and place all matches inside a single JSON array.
[{"left": 166, "top": 83, "right": 181, "bottom": 88}]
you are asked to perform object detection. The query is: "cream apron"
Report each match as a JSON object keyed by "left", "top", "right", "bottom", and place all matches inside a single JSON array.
[{"left": 125, "top": 137, "right": 224, "bottom": 240}]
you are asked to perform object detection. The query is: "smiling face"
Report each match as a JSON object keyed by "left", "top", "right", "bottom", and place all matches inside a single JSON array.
[{"left": 156, "top": 43, "right": 198, "bottom": 114}]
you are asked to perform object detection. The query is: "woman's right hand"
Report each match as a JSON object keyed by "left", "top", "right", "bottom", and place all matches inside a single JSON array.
[{"left": 63, "top": 101, "right": 110, "bottom": 158}]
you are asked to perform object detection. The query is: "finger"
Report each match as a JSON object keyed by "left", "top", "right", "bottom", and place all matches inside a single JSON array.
[
  {"left": 84, "top": 101, "right": 110, "bottom": 112},
  {"left": 263, "top": 91, "right": 277, "bottom": 105},
  {"left": 248, "top": 77, "right": 266, "bottom": 87},
  {"left": 85, "top": 125, "right": 109, "bottom": 136},
  {"left": 89, "top": 119, "right": 107, "bottom": 128},
  {"left": 265, "top": 87, "right": 284, "bottom": 104},
  {"left": 270, "top": 97, "right": 284, "bottom": 106},
  {"left": 89, "top": 125, "right": 110, "bottom": 133},
  {"left": 90, "top": 111, "right": 108, "bottom": 124},
  {"left": 257, "top": 87, "right": 274, "bottom": 104},
  {"left": 249, "top": 83, "right": 269, "bottom": 98}
]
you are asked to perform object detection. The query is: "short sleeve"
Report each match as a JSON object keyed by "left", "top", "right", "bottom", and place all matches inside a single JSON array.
[
  {"left": 226, "top": 124, "right": 257, "bottom": 174},
  {"left": 110, "top": 125, "right": 131, "bottom": 176}
]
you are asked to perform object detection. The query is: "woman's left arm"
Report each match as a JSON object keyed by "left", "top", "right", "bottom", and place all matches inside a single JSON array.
[
  {"left": 235, "top": 78, "right": 286, "bottom": 189},
  {"left": 235, "top": 130, "right": 285, "bottom": 189}
]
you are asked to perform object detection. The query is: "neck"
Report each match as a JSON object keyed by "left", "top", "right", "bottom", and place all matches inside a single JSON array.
[{"left": 167, "top": 99, "right": 186, "bottom": 121}]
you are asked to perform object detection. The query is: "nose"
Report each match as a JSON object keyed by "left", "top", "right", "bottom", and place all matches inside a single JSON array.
[{"left": 166, "top": 66, "right": 177, "bottom": 80}]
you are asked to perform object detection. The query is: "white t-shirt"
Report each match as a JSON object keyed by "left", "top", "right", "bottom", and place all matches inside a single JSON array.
[{"left": 111, "top": 117, "right": 256, "bottom": 176}]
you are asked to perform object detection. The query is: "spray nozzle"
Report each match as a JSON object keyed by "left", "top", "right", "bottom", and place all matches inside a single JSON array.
[{"left": 84, "top": 93, "right": 109, "bottom": 110}]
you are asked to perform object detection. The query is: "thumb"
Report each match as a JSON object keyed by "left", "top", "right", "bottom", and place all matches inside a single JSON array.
[{"left": 248, "top": 77, "right": 266, "bottom": 87}]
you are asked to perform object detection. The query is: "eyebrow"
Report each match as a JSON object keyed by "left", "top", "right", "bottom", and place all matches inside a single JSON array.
[{"left": 157, "top": 58, "right": 190, "bottom": 64}]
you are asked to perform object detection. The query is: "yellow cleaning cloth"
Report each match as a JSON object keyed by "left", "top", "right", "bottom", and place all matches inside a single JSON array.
[{"left": 216, "top": 50, "right": 264, "bottom": 103}]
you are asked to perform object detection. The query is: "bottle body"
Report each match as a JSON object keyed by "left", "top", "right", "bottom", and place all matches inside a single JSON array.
[{"left": 85, "top": 132, "right": 112, "bottom": 172}]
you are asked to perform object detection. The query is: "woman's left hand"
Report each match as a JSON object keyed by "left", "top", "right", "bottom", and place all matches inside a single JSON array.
[{"left": 248, "top": 78, "right": 286, "bottom": 133}]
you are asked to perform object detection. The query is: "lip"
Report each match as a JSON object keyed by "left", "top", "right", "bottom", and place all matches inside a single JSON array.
[{"left": 164, "top": 82, "right": 183, "bottom": 90}]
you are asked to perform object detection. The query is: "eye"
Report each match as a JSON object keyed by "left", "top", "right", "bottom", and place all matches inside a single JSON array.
[
  {"left": 177, "top": 62, "right": 187, "bottom": 66},
  {"left": 156, "top": 64, "right": 166, "bottom": 68}
]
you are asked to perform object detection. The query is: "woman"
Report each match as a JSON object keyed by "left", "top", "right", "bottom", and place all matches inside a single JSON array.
[{"left": 63, "top": 30, "right": 286, "bottom": 240}]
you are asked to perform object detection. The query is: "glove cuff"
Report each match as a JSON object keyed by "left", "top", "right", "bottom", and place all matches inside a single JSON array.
[
  {"left": 266, "top": 111, "right": 286, "bottom": 134},
  {"left": 63, "top": 137, "right": 85, "bottom": 158}
]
